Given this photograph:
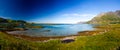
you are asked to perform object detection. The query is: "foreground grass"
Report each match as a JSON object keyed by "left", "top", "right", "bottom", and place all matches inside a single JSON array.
[
  {"left": 0, "top": 24, "right": 120, "bottom": 50},
  {"left": 61, "top": 30, "right": 120, "bottom": 50},
  {"left": 0, "top": 32, "right": 61, "bottom": 50}
]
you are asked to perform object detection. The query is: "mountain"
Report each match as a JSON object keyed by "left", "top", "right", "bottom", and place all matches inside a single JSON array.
[
  {"left": 0, "top": 17, "right": 27, "bottom": 23},
  {"left": 0, "top": 17, "right": 8, "bottom": 23},
  {"left": 0, "top": 17, "right": 28, "bottom": 31},
  {"left": 88, "top": 10, "right": 120, "bottom": 24},
  {"left": 0, "top": 17, "right": 43, "bottom": 31}
]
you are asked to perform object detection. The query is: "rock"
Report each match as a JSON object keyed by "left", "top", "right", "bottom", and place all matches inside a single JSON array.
[
  {"left": 61, "top": 39, "right": 75, "bottom": 43},
  {"left": 44, "top": 30, "right": 51, "bottom": 32},
  {"left": 14, "top": 28, "right": 27, "bottom": 31}
]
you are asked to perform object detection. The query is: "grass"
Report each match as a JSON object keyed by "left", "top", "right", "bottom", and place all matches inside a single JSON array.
[
  {"left": 58, "top": 30, "right": 120, "bottom": 50},
  {"left": 0, "top": 24, "right": 120, "bottom": 50}
]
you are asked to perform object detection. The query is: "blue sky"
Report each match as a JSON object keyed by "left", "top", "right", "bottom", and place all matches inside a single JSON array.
[{"left": 0, "top": 0, "right": 120, "bottom": 23}]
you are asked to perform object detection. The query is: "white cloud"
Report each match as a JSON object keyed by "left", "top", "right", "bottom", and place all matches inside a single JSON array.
[
  {"left": 55, "top": 13, "right": 96, "bottom": 23},
  {"left": 34, "top": 13, "right": 96, "bottom": 24},
  {"left": 62, "top": 13, "right": 95, "bottom": 17}
]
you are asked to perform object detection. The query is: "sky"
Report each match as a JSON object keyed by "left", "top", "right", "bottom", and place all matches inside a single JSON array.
[{"left": 0, "top": 0, "right": 120, "bottom": 23}]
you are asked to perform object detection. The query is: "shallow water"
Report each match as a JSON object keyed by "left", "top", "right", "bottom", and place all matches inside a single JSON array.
[{"left": 8, "top": 24, "right": 94, "bottom": 37}]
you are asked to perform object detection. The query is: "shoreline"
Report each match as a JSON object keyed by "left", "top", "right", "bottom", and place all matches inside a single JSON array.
[{"left": 1, "top": 26, "right": 107, "bottom": 42}]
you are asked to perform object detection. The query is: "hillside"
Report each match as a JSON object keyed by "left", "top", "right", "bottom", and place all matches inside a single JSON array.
[
  {"left": 0, "top": 17, "right": 43, "bottom": 31},
  {"left": 88, "top": 10, "right": 120, "bottom": 24}
]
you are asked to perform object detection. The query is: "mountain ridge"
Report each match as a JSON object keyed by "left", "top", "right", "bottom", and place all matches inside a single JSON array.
[{"left": 87, "top": 10, "right": 120, "bottom": 24}]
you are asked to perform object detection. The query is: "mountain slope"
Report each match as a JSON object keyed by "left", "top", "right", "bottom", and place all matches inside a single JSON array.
[{"left": 88, "top": 10, "right": 120, "bottom": 24}]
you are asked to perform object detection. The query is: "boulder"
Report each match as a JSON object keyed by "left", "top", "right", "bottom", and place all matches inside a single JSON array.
[{"left": 61, "top": 39, "right": 75, "bottom": 43}]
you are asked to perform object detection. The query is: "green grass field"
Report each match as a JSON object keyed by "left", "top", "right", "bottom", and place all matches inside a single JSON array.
[{"left": 0, "top": 24, "right": 120, "bottom": 50}]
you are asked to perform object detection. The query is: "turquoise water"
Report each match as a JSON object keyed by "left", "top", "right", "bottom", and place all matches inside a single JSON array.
[{"left": 8, "top": 24, "right": 94, "bottom": 37}]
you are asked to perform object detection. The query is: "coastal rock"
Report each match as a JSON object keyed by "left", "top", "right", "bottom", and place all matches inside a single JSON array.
[
  {"left": 61, "top": 39, "right": 75, "bottom": 43},
  {"left": 61, "top": 36, "right": 76, "bottom": 43},
  {"left": 14, "top": 28, "right": 27, "bottom": 31},
  {"left": 44, "top": 30, "right": 51, "bottom": 32}
]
